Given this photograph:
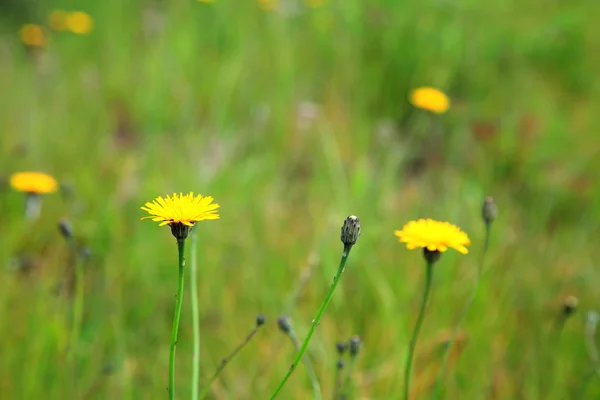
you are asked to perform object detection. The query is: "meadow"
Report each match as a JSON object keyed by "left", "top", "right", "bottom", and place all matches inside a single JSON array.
[{"left": 1, "top": 0, "right": 600, "bottom": 398}]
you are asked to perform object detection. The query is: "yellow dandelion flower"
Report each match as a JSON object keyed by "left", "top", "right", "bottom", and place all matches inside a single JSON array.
[
  {"left": 141, "top": 192, "right": 220, "bottom": 240},
  {"left": 10, "top": 172, "right": 58, "bottom": 194},
  {"left": 66, "top": 11, "right": 94, "bottom": 35},
  {"left": 19, "top": 24, "right": 45, "bottom": 47},
  {"left": 409, "top": 87, "right": 450, "bottom": 114},
  {"left": 48, "top": 10, "right": 69, "bottom": 31},
  {"left": 394, "top": 218, "right": 471, "bottom": 255}
]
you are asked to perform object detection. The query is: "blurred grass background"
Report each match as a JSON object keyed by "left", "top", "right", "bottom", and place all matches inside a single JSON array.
[{"left": 1, "top": 0, "right": 600, "bottom": 398}]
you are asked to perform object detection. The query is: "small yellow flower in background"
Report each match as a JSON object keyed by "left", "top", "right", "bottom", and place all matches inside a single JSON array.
[
  {"left": 141, "top": 192, "right": 220, "bottom": 241},
  {"left": 10, "top": 172, "right": 58, "bottom": 194},
  {"left": 409, "top": 87, "right": 450, "bottom": 114},
  {"left": 66, "top": 11, "right": 94, "bottom": 35},
  {"left": 258, "top": 0, "right": 277, "bottom": 12},
  {"left": 48, "top": 10, "right": 69, "bottom": 31},
  {"left": 394, "top": 218, "right": 471, "bottom": 255},
  {"left": 305, "top": 0, "right": 327, "bottom": 8},
  {"left": 19, "top": 24, "right": 45, "bottom": 47}
]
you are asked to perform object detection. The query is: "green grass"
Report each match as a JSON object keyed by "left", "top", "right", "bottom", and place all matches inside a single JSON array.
[{"left": 1, "top": 0, "right": 600, "bottom": 398}]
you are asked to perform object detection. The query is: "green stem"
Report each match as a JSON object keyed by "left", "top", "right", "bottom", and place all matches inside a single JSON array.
[
  {"left": 339, "top": 356, "right": 357, "bottom": 399},
  {"left": 287, "top": 329, "right": 322, "bottom": 400},
  {"left": 69, "top": 237, "right": 84, "bottom": 397},
  {"left": 404, "top": 261, "right": 434, "bottom": 400},
  {"left": 269, "top": 247, "right": 351, "bottom": 399},
  {"left": 431, "top": 222, "right": 491, "bottom": 399},
  {"left": 169, "top": 239, "right": 186, "bottom": 400},
  {"left": 190, "top": 231, "right": 200, "bottom": 400}
]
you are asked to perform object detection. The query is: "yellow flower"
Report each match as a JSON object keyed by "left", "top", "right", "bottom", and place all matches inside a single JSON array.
[
  {"left": 394, "top": 219, "right": 471, "bottom": 255},
  {"left": 48, "top": 10, "right": 69, "bottom": 31},
  {"left": 10, "top": 172, "right": 58, "bottom": 194},
  {"left": 142, "top": 193, "right": 220, "bottom": 241},
  {"left": 19, "top": 24, "right": 45, "bottom": 47},
  {"left": 66, "top": 11, "right": 94, "bottom": 35},
  {"left": 409, "top": 87, "right": 450, "bottom": 114},
  {"left": 141, "top": 192, "right": 220, "bottom": 227}
]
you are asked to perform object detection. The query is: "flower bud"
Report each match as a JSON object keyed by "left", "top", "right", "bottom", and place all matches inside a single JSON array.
[
  {"left": 349, "top": 335, "right": 361, "bottom": 357},
  {"left": 277, "top": 316, "right": 292, "bottom": 334},
  {"left": 256, "top": 314, "right": 266, "bottom": 327},
  {"left": 482, "top": 196, "right": 498, "bottom": 224},
  {"left": 336, "top": 341, "right": 347, "bottom": 355},
  {"left": 58, "top": 219, "right": 73, "bottom": 240},
  {"left": 341, "top": 216, "right": 360, "bottom": 248}
]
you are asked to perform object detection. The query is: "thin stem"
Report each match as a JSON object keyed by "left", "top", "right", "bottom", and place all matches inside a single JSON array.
[
  {"left": 431, "top": 222, "right": 491, "bottom": 398},
  {"left": 198, "top": 326, "right": 260, "bottom": 399},
  {"left": 190, "top": 230, "right": 200, "bottom": 400},
  {"left": 269, "top": 247, "right": 351, "bottom": 399},
  {"left": 404, "top": 261, "right": 434, "bottom": 400},
  {"left": 68, "top": 236, "right": 84, "bottom": 397},
  {"left": 333, "top": 363, "right": 343, "bottom": 400},
  {"left": 578, "top": 311, "right": 600, "bottom": 397},
  {"left": 339, "top": 357, "right": 357, "bottom": 399},
  {"left": 287, "top": 328, "right": 322, "bottom": 400},
  {"left": 169, "top": 239, "right": 186, "bottom": 400}
]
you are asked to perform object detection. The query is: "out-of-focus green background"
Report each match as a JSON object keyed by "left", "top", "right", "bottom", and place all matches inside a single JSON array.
[{"left": 1, "top": 0, "right": 600, "bottom": 398}]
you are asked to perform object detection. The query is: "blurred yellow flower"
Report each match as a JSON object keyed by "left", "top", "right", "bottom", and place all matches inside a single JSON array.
[
  {"left": 141, "top": 192, "right": 220, "bottom": 227},
  {"left": 409, "top": 87, "right": 450, "bottom": 114},
  {"left": 19, "top": 24, "right": 45, "bottom": 47},
  {"left": 305, "top": 0, "right": 327, "bottom": 8},
  {"left": 66, "top": 11, "right": 94, "bottom": 35},
  {"left": 10, "top": 172, "right": 58, "bottom": 194},
  {"left": 258, "top": 0, "right": 277, "bottom": 11},
  {"left": 394, "top": 219, "right": 471, "bottom": 254},
  {"left": 48, "top": 10, "right": 69, "bottom": 31}
]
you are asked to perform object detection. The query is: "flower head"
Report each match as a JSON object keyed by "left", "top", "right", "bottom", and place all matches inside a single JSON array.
[
  {"left": 340, "top": 215, "right": 360, "bottom": 248},
  {"left": 10, "top": 172, "right": 58, "bottom": 194},
  {"left": 19, "top": 24, "right": 45, "bottom": 47},
  {"left": 141, "top": 192, "right": 219, "bottom": 240},
  {"left": 394, "top": 219, "right": 471, "bottom": 255},
  {"left": 66, "top": 11, "right": 94, "bottom": 35},
  {"left": 409, "top": 87, "right": 450, "bottom": 114}
]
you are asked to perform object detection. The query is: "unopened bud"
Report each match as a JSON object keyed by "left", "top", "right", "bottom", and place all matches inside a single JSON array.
[
  {"left": 349, "top": 335, "right": 361, "bottom": 357},
  {"left": 341, "top": 216, "right": 360, "bottom": 248},
  {"left": 277, "top": 316, "right": 292, "bottom": 334},
  {"left": 256, "top": 314, "right": 266, "bottom": 327},
  {"left": 58, "top": 219, "right": 73, "bottom": 240},
  {"left": 336, "top": 360, "right": 345, "bottom": 370},
  {"left": 336, "top": 341, "right": 347, "bottom": 355},
  {"left": 482, "top": 196, "right": 498, "bottom": 224}
]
